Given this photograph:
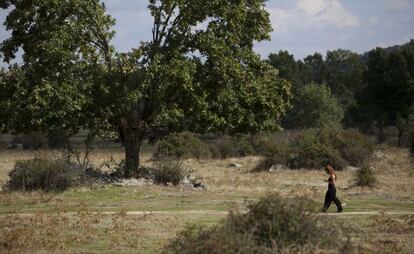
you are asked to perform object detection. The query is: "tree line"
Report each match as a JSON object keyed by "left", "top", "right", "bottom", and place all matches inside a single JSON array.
[{"left": 267, "top": 40, "right": 414, "bottom": 145}]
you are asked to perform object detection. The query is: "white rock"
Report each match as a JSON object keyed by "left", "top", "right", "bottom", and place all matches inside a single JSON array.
[
  {"left": 113, "top": 178, "right": 148, "bottom": 187},
  {"left": 269, "top": 164, "right": 283, "bottom": 173},
  {"left": 345, "top": 166, "right": 360, "bottom": 172},
  {"left": 228, "top": 163, "right": 242, "bottom": 168}
]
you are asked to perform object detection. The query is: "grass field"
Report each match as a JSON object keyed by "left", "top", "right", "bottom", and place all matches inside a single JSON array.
[{"left": 0, "top": 145, "right": 413, "bottom": 253}]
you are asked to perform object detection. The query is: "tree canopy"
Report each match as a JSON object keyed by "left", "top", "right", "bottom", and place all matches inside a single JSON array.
[
  {"left": 0, "top": 0, "right": 292, "bottom": 176},
  {"left": 354, "top": 45, "right": 414, "bottom": 142},
  {"left": 283, "top": 83, "right": 343, "bottom": 129}
]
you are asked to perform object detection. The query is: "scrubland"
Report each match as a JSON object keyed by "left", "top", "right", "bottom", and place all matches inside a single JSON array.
[{"left": 0, "top": 145, "right": 413, "bottom": 253}]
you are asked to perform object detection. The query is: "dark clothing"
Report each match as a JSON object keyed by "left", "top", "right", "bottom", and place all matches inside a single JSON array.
[{"left": 322, "top": 175, "right": 342, "bottom": 212}]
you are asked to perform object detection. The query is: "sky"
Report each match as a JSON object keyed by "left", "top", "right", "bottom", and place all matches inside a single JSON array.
[{"left": 1, "top": 0, "right": 414, "bottom": 63}]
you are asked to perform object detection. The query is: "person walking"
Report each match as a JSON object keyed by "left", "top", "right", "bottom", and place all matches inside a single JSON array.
[{"left": 321, "top": 165, "right": 343, "bottom": 213}]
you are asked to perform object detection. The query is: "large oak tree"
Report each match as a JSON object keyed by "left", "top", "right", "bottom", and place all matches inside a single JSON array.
[{"left": 0, "top": 0, "right": 291, "bottom": 177}]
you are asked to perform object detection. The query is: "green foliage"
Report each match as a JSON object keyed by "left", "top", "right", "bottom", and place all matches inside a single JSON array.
[
  {"left": 267, "top": 50, "right": 303, "bottom": 90},
  {"left": 153, "top": 160, "right": 186, "bottom": 186},
  {"left": 355, "top": 165, "right": 376, "bottom": 187},
  {"left": 290, "top": 129, "right": 347, "bottom": 170},
  {"left": 354, "top": 44, "right": 414, "bottom": 138},
  {"left": 0, "top": 0, "right": 291, "bottom": 176},
  {"left": 7, "top": 158, "right": 82, "bottom": 192},
  {"left": 324, "top": 49, "right": 367, "bottom": 110},
  {"left": 283, "top": 83, "right": 344, "bottom": 129},
  {"left": 154, "top": 132, "right": 211, "bottom": 159},
  {"left": 164, "top": 194, "right": 348, "bottom": 254},
  {"left": 256, "top": 129, "right": 374, "bottom": 171}
]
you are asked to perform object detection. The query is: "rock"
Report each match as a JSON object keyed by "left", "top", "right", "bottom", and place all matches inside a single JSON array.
[
  {"left": 374, "top": 151, "right": 385, "bottom": 159},
  {"left": 180, "top": 176, "right": 206, "bottom": 190},
  {"left": 194, "top": 182, "right": 207, "bottom": 190},
  {"left": 345, "top": 166, "right": 360, "bottom": 172},
  {"left": 228, "top": 162, "right": 242, "bottom": 168},
  {"left": 113, "top": 178, "right": 149, "bottom": 187},
  {"left": 269, "top": 164, "right": 283, "bottom": 173}
]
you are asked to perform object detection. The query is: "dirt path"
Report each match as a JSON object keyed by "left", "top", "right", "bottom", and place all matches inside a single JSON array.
[{"left": 2, "top": 210, "right": 414, "bottom": 217}]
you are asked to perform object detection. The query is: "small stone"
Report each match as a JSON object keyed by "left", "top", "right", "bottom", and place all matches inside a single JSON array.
[
  {"left": 345, "top": 166, "right": 360, "bottom": 172},
  {"left": 228, "top": 163, "right": 242, "bottom": 168},
  {"left": 269, "top": 164, "right": 283, "bottom": 173}
]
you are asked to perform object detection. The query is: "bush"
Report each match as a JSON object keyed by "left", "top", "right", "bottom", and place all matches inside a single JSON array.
[
  {"left": 6, "top": 157, "right": 107, "bottom": 192},
  {"left": 355, "top": 165, "right": 376, "bottom": 187},
  {"left": 153, "top": 160, "right": 186, "bottom": 186},
  {"left": 154, "top": 132, "right": 211, "bottom": 160},
  {"left": 209, "top": 135, "right": 256, "bottom": 159},
  {"left": 334, "top": 129, "right": 375, "bottom": 166},
  {"left": 12, "top": 132, "right": 48, "bottom": 150},
  {"left": 164, "top": 194, "right": 348, "bottom": 254},
  {"left": 7, "top": 158, "right": 82, "bottom": 192},
  {"left": 209, "top": 136, "right": 238, "bottom": 159},
  {"left": 289, "top": 129, "right": 347, "bottom": 170},
  {"left": 253, "top": 141, "right": 292, "bottom": 171}
]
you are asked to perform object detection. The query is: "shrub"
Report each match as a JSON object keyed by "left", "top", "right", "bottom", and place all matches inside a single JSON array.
[
  {"left": 154, "top": 132, "right": 211, "bottom": 159},
  {"left": 254, "top": 143, "right": 292, "bottom": 171},
  {"left": 209, "top": 136, "right": 238, "bottom": 159},
  {"left": 334, "top": 129, "right": 375, "bottom": 166},
  {"left": 290, "top": 129, "right": 347, "bottom": 170},
  {"left": 12, "top": 132, "right": 48, "bottom": 150},
  {"left": 7, "top": 158, "right": 82, "bottom": 192},
  {"left": 153, "top": 160, "right": 186, "bottom": 186},
  {"left": 209, "top": 135, "right": 256, "bottom": 159},
  {"left": 6, "top": 156, "right": 108, "bottom": 192},
  {"left": 355, "top": 165, "right": 376, "bottom": 187},
  {"left": 164, "top": 193, "right": 348, "bottom": 254}
]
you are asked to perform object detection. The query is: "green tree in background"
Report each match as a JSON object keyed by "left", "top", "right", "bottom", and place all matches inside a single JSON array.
[
  {"left": 299, "top": 52, "right": 325, "bottom": 85},
  {"left": 324, "top": 49, "right": 366, "bottom": 111},
  {"left": 0, "top": 0, "right": 291, "bottom": 177},
  {"left": 355, "top": 45, "right": 414, "bottom": 143},
  {"left": 283, "top": 83, "right": 343, "bottom": 129},
  {"left": 267, "top": 50, "right": 303, "bottom": 90}
]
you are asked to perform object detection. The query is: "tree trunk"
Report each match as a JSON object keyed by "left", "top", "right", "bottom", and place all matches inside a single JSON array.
[
  {"left": 397, "top": 128, "right": 403, "bottom": 147},
  {"left": 123, "top": 127, "right": 146, "bottom": 178},
  {"left": 378, "top": 126, "right": 386, "bottom": 144}
]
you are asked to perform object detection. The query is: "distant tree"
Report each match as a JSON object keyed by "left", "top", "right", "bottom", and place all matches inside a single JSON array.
[
  {"left": 283, "top": 83, "right": 343, "bottom": 129},
  {"left": 0, "top": 0, "right": 291, "bottom": 177},
  {"left": 300, "top": 53, "right": 326, "bottom": 85},
  {"left": 267, "top": 50, "right": 303, "bottom": 90},
  {"left": 324, "top": 49, "right": 366, "bottom": 110},
  {"left": 355, "top": 47, "right": 414, "bottom": 143}
]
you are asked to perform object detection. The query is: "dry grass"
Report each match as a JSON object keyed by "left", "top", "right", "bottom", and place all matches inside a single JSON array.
[{"left": 0, "top": 145, "right": 413, "bottom": 253}]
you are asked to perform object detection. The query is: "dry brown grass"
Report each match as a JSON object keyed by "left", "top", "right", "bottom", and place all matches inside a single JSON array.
[{"left": 0, "top": 145, "right": 413, "bottom": 253}]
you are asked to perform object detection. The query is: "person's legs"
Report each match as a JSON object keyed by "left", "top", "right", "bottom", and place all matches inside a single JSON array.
[
  {"left": 334, "top": 197, "right": 343, "bottom": 212},
  {"left": 321, "top": 190, "right": 332, "bottom": 212}
]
